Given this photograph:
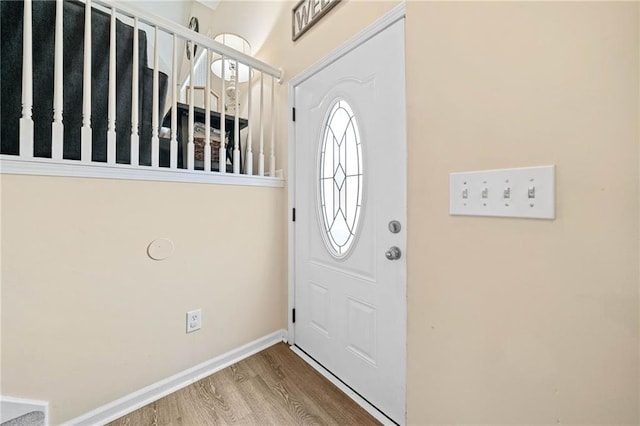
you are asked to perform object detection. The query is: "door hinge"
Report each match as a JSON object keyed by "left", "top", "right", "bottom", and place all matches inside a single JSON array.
[
  {"left": 292, "top": 308, "right": 296, "bottom": 323},
  {"left": 292, "top": 107, "right": 296, "bottom": 122},
  {"left": 292, "top": 208, "right": 296, "bottom": 222}
]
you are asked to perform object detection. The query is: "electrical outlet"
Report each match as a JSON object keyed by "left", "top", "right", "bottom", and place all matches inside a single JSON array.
[{"left": 186, "top": 309, "right": 202, "bottom": 333}]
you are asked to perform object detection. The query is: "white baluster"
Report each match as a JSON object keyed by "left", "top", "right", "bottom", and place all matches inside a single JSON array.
[
  {"left": 51, "top": 0, "right": 64, "bottom": 159},
  {"left": 131, "top": 17, "right": 139, "bottom": 166},
  {"left": 187, "top": 42, "right": 195, "bottom": 170},
  {"left": 258, "top": 72, "right": 264, "bottom": 177},
  {"left": 204, "top": 49, "right": 212, "bottom": 172},
  {"left": 106, "top": 6, "right": 116, "bottom": 164},
  {"left": 233, "top": 60, "right": 240, "bottom": 174},
  {"left": 81, "top": 0, "right": 92, "bottom": 162},
  {"left": 219, "top": 55, "right": 226, "bottom": 173},
  {"left": 151, "top": 26, "right": 159, "bottom": 168},
  {"left": 20, "top": 0, "right": 34, "bottom": 158},
  {"left": 170, "top": 33, "right": 178, "bottom": 169},
  {"left": 246, "top": 66, "right": 253, "bottom": 175},
  {"left": 269, "top": 75, "right": 275, "bottom": 177}
]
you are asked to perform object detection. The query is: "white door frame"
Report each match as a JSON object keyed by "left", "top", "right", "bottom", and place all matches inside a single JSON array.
[{"left": 287, "top": 3, "right": 407, "bottom": 423}]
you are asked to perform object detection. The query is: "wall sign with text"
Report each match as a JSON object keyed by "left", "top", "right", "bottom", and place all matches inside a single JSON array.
[{"left": 292, "top": 0, "right": 341, "bottom": 41}]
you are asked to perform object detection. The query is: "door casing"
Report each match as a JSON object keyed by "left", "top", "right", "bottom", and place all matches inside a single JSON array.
[{"left": 287, "top": 3, "right": 407, "bottom": 424}]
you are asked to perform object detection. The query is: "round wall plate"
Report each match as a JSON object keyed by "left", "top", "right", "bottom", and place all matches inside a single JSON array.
[{"left": 147, "top": 238, "right": 174, "bottom": 261}]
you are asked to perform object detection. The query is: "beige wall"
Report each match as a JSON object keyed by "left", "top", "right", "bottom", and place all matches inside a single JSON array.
[
  {"left": 0, "top": 2, "right": 399, "bottom": 423},
  {"left": 0, "top": 175, "right": 285, "bottom": 422},
  {"left": 406, "top": 1, "right": 639, "bottom": 424}
]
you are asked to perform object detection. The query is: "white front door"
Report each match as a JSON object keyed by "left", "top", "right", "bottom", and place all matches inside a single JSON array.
[{"left": 291, "top": 18, "right": 407, "bottom": 423}]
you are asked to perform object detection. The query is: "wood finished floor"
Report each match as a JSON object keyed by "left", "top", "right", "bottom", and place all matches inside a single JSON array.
[{"left": 107, "top": 343, "right": 380, "bottom": 426}]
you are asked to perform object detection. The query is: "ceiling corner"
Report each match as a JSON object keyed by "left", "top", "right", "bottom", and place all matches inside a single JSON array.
[{"left": 195, "top": 0, "right": 221, "bottom": 12}]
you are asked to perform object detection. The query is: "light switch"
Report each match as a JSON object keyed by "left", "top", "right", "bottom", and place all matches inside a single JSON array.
[{"left": 449, "top": 165, "right": 555, "bottom": 219}]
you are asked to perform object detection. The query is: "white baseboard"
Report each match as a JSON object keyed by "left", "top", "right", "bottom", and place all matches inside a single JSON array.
[
  {"left": 0, "top": 396, "right": 49, "bottom": 426},
  {"left": 65, "top": 329, "right": 287, "bottom": 426},
  {"left": 289, "top": 345, "right": 400, "bottom": 426}
]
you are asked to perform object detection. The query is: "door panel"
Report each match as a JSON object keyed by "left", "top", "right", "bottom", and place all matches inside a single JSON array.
[{"left": 293, "top": 19, "right": 406, "bottom": 423}]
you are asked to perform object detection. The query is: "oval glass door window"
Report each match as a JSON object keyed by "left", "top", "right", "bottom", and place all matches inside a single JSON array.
[{"left": 318, "top": 99, "right": 363, "bottom": 258}]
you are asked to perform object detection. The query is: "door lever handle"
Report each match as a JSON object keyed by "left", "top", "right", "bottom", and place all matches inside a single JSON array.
[{"left": 385, "top": 246, "right": 402, "bottom": 260}]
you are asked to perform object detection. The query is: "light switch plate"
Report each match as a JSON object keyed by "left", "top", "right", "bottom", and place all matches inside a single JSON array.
[{"left": 450, "top": 165, "right": 555, "bottom": 219}]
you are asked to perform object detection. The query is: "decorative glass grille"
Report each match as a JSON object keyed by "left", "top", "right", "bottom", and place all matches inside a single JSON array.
[{"left": 318, "top": 99, "right": 363, "bottom": 258}]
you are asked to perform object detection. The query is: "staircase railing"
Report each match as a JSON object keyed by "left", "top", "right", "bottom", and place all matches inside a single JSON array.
[{"left": 2, "top": 0, "right": 283, "bottom": 186}]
